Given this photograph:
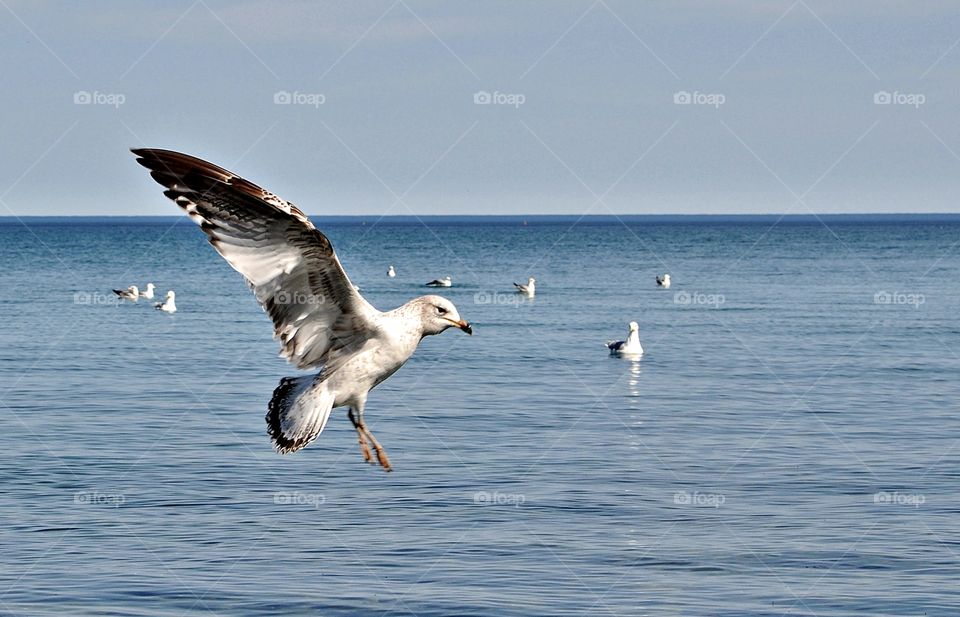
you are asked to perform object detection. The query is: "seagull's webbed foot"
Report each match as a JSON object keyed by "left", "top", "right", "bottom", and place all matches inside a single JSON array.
[{"left": 363, "top": 429, "right": 392, "bottom": 472}]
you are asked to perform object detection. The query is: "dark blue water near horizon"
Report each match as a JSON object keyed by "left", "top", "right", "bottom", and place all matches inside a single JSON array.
[{"left": 1, "top": 215, "right": 959, "bottom": 616}]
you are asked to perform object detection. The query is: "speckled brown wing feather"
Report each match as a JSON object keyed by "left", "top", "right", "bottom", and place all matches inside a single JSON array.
[{"left": 132, "top": 148, "right": 380, "bottom": 370}]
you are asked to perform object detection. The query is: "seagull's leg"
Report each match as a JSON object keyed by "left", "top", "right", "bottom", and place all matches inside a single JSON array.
[
  {"left": 354, "top": 406, "right": 392, "bottom": 472},
  {"left": 363, "top": 428, "right": 392, "bottom": 472},
  {"left": 348, "top": 408, "right": 373, "bottom": 464}
]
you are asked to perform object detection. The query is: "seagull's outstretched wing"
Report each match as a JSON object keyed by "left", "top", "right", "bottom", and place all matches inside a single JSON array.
[{"left": 132, "top": 148, "right": 380, "bottom": 370}]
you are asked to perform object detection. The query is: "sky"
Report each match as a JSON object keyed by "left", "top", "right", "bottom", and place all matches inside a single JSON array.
[{"left": 2, "top": 0, "right": 960, "bottom": 216}]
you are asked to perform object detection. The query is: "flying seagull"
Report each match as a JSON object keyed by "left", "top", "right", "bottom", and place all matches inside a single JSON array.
[
  {"left": 113, "top": 285, "right": 139, "bottom": 302},
  {"left": 513, "top": 277, "right": 536, "bottom": 296},
  {"left": 131, "top": 148, "right": 472, "bottom": 471}
]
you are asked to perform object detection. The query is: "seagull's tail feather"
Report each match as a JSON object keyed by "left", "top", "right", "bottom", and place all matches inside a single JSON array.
[
  {"left": 266, "top": 375, "right": 335, "bottom": 454},
  {"left": 112, "top": 289, "right": 125, "bottom": 297}
]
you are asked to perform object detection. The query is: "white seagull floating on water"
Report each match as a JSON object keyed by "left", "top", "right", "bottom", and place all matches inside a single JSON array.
[
  {"left": 113, "top": 285, "right": 139, "bottom": 302},
  {"left": 141, "top": 283, "right": 156, "bottom": 299},
  {"left": 606, "top": 321, "right": 643, "bottom": 357},
  {"left": 513, "top": 277, "right": 536, "bottom": 296},
  {"left": 387, "top": 265, "right": 396, "bottom": 278},
  {"left": 426, "top": 276, "right": 452, "bottom": 288},
  {"left": 155, "top": 290, "right": 176, "bottom": 313},
  {"left": 132, "top": 148, "right": 472, "bottom": 471},
  {"left": 656, "top": 274, "right": 671, "bottom": 289}
]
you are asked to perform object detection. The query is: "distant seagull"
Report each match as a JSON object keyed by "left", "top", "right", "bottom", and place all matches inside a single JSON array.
[
  {"left": 387, "top": 265, "right": 396, "bottom": 278},
  {"left": 606, "top": 321, "right": 643, "bottom": 356},
  {"left": 656, "top": 274, "right": 671, "bottom": 289},
  {"left": 132, "top": 148, "right": 472, "bottom": 472},
  {"left": 155, "top": 290, "right": 176, "bottom": 313},
  {"left": 426, "top": 276, "right": 452, "bottom": 288},
  {"left": 513, "top": 277, "right": 536, "bottom": 296},
  {"left": 113, "top": 285, "right": 139, "bottom": 302},
  {"left": 141, "top": 283, "right": 156, "bottom": 299}
]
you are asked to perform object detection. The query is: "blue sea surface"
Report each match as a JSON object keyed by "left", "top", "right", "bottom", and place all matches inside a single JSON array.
[{"left": 0, "top": 215, "right": 958, "bottom": 616}]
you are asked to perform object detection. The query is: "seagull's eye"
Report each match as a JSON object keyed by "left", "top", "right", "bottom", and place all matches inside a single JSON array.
[{"left": 436, "top": 306, "right": 447, "bottom": 315}]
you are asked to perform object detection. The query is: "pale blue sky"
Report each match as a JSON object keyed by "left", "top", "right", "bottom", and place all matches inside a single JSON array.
[{"left": 2, "top": 0, "right": 960, "bottom": 215}]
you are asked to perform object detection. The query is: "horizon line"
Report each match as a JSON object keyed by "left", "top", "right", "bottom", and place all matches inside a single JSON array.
[{"left": 3, "top": 212, "right": 960, "bottom": 220}]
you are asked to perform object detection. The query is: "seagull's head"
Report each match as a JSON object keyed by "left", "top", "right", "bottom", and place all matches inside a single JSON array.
[
  {"left": 415, "top": 295, "right": 472, "bottom": 336},
  {"left": 528, "top": 277, "right": 536, "bottom": 285},
  {"left": 629, "top": 321, "right": 639, "bottom": 332},
  {"left": 146, "top": 283, "right": 155, "bottom": 291},
  {"left": 166, "top": 290, "right": 176, "bottom": 299}
]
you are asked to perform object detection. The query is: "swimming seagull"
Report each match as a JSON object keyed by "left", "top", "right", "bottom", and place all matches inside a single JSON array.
[
  {"left": 387, "top": 265, "right": 396, "bottom": 278},
  {"left": 132, "top": 148, "right": 472, "bottom": 471},
  {"left": 426, "top": 276, "right": 452, "bottom": 288},
  {"left": 606, "top": 321, "right": 643, "bottom": 356},
  {"left": 113, "top": 285, "right": 139, "bottom": 302},
  {"left": 155, "top": 290, "right": 176, "bottom": 313},
  {"left": 656, "top": 274, "right": 671, "bottom": 289},
  {"left": 513, "top": 277, "right": 536, "bottom": 296},
  {"left": 141, "top": 283, "right": 156, "bottom": 300}
]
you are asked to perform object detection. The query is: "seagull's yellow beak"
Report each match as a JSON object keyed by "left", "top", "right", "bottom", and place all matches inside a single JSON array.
[{"left": 446, "top": 318, "right": 472, "bottom": 335}]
